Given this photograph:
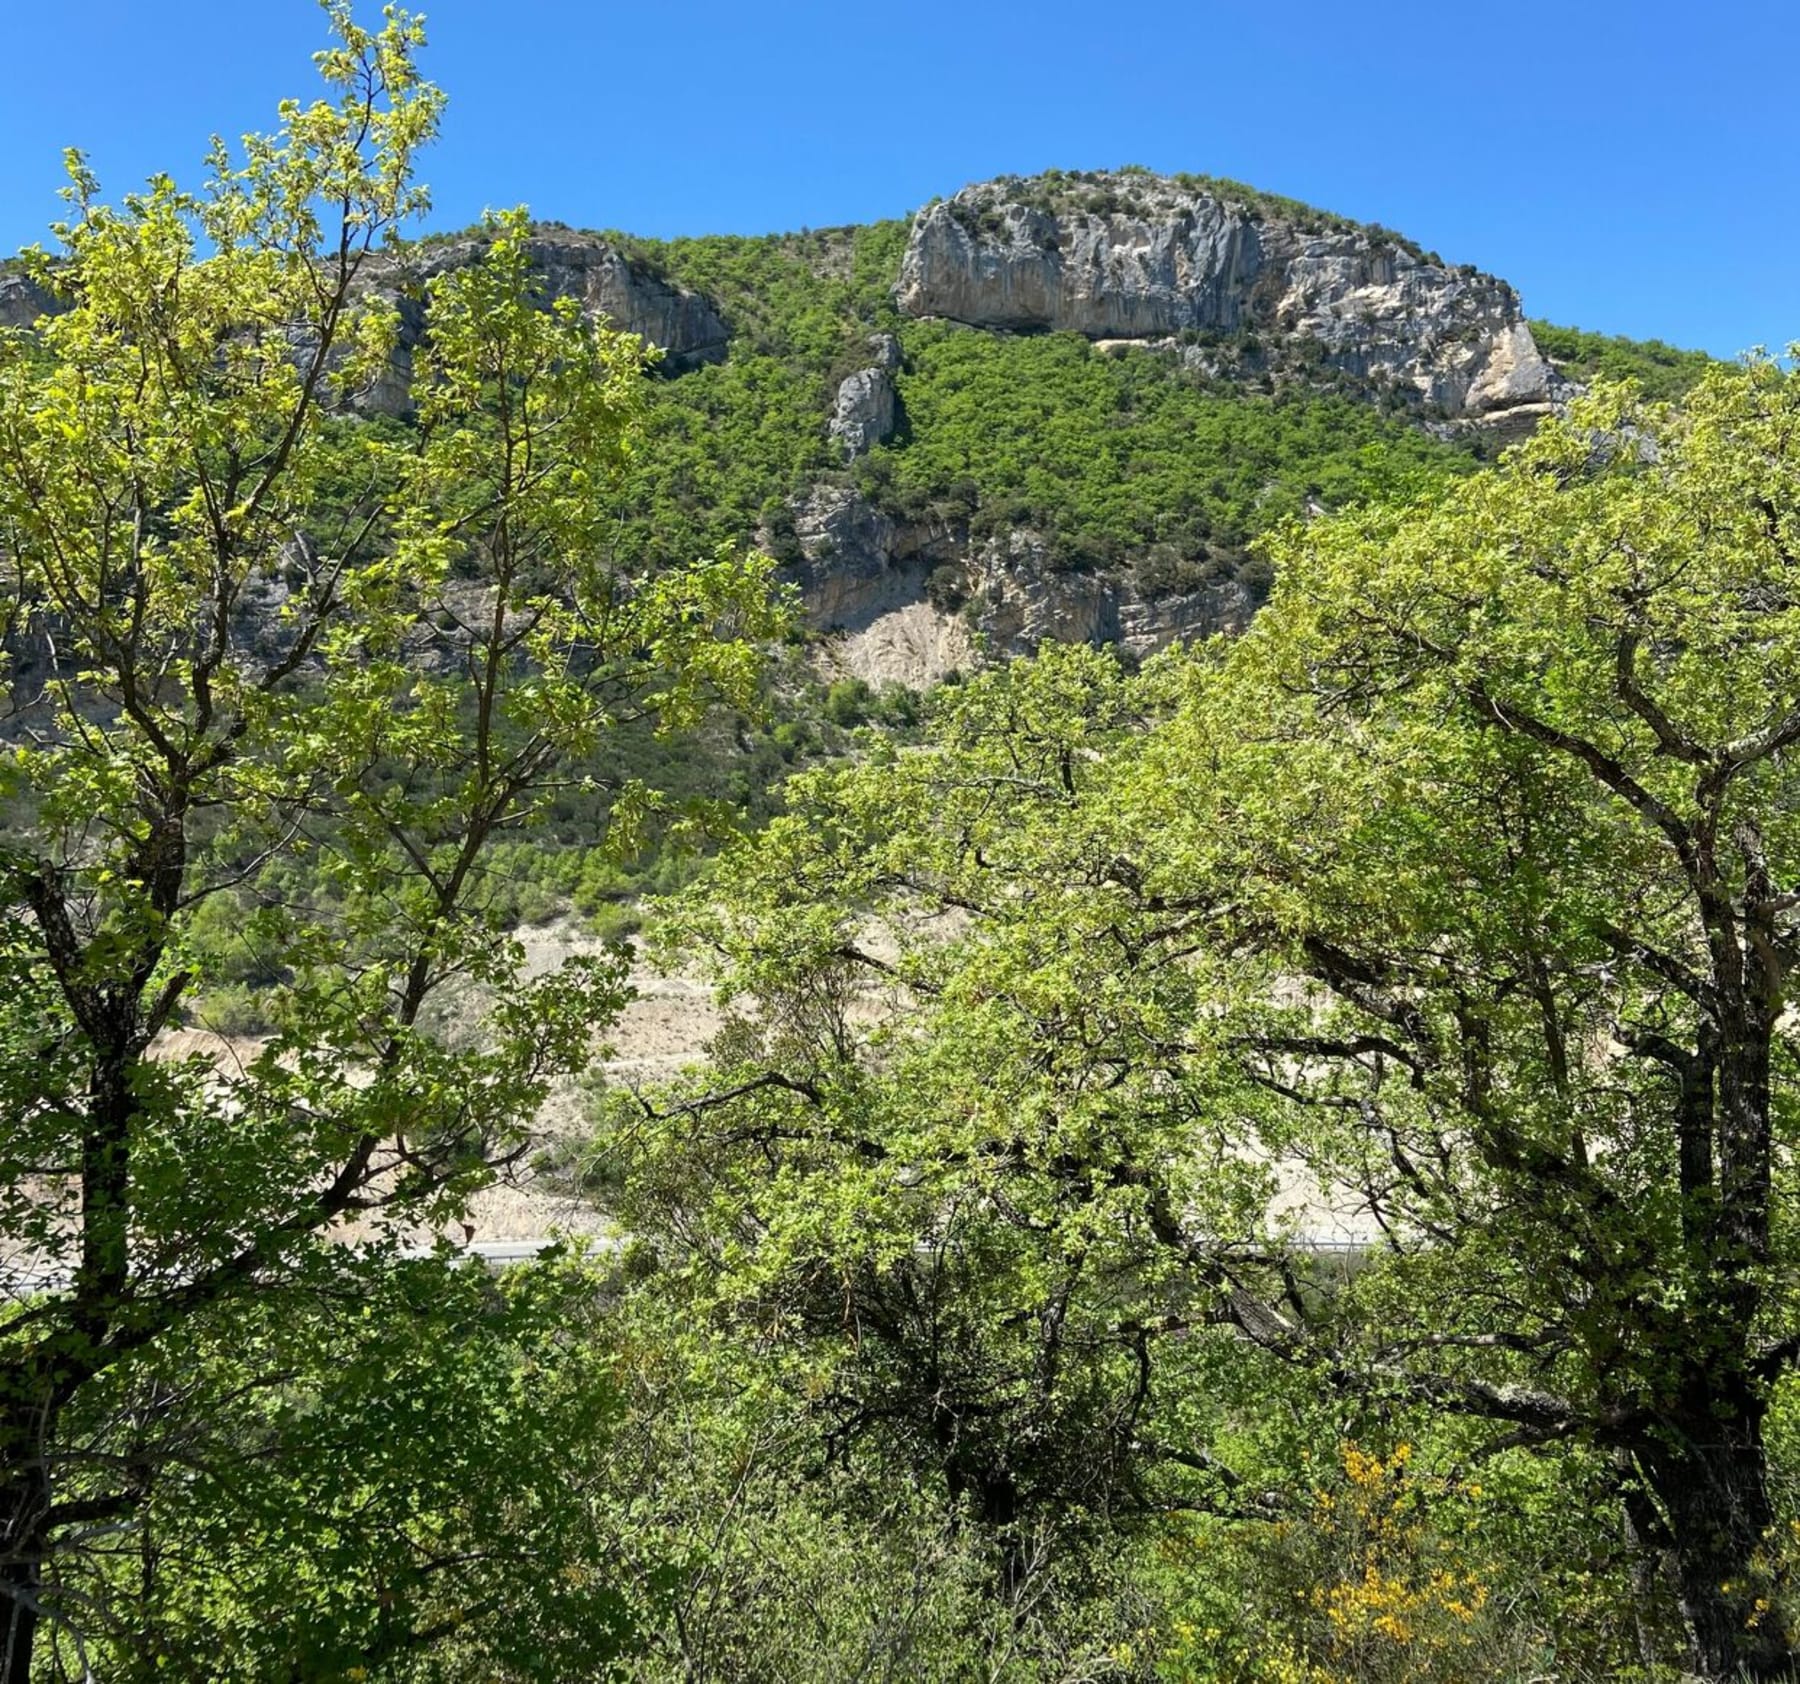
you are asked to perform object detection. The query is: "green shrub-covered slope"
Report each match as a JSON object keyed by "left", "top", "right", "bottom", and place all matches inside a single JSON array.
[
  {"left": 286, "top": 204, "right": 1705, "bottom": 954},
  {"left": 1529, "top": 319, "right": 1714, "bottom": 401},
  {"left": 594, "top": 221, "right": 1484, "bottom": 587},
  {"left": 192, "top": 201, "right": 1705, "bottom": 984},
  {"left": 544, "top": 214, "right": 1712, "bottom": 598}
]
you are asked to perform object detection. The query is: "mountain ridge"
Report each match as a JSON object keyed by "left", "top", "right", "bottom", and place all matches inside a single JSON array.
[
  {"left": 403, "top": 170, "right": 1714, "bottom": 685},
  {"left": 2, "top": 169, "right": 1712, "bottom": 689}
]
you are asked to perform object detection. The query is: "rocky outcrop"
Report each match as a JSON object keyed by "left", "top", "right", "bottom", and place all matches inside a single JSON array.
[
  {"left": 829, "top": 366, "right": 897, "bottom": 459},
  {"left": 0, "top": 232, "right": 728, "bottom": 388},
  {"left": 963, "top": 531, "right": 1253, "bottom": 659},
  {"left": 898, "top": 172, "right": 1554, "bottom": 424},
  {"left": 0, "top": 271, "right": 61, "bottom": 330},
  {"left": 331, "top": 230, "right": 729, "bottom": 415},
  {"left": 827, "top": 334, "right": 904, "bottom": 460},
  {"left": 775, "top": 485, "right": 1253, "bottom": 689},
  {"left": 780, "top": 485, "right": 908, "bottom": 629},
  {"left": 406, "top": 231, "right": 728, "bottom": 374},
  {"left": 0, "top": 236, "right": 726, "bottom": 415}
]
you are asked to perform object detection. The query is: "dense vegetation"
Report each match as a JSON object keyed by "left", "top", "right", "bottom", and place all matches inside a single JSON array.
[
  {"left": 1530, "top": 318, "right": 1715, "bottom": 400},
  {"left": 598, "top": 220, "right": 904, "bottom": 568},
  {"left": 600, "top": 362, "right": 1800, "bottom": 1683},
  {"left": 2, "top": 10, "right": 1776, "bottom": 1684},
  {"left": 858, "top": 324, "right": 1477, "bottom": 583},
  {"left": 585, "top": 218, "right": 1486, "bottom": 589},
  {"left": 0, "top": 20, "right": 783, "bottom": 1678}
]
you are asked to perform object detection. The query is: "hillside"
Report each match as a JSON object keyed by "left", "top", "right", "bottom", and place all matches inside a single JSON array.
[
  {"left": 418, "top": 168, "right": 1707, "bottom": 685},
  {"left": 0, "top": 168, "right": 1714, "bottom": 958},
  {"left": 6, "top": 169, "right": 1712, "bottom": 688},
  {"left": 8, "top": 11, "right": 1786, "bottom": 1667}
]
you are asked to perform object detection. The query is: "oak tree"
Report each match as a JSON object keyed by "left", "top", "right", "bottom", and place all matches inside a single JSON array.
[
  {"left": 0, "top": 8, "right": 779, "bottom": 1674},
  {"left": 1154, "top": 365, "right": 1800, "bottom": 1680}
]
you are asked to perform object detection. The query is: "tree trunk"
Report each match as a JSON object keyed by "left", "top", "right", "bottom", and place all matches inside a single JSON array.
[
  {"left": 1, "top": 1559, "right": 39, "bottom": 1684},
  {"left": 1617, "top": 1448, "right": 1676, "bottom": 1671},
  {"left": 1638, "top": 1401, "right": 1794, "bottom": 1681},
  {"left": 0, "top": 1432, "right": 48, "bottom": 1684}
]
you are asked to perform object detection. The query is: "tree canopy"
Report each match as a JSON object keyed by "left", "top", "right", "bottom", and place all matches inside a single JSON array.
[
  {"left": 605, "top": 361, "right": 1800, "bottom": 1681},
  {"left": 0, "top": 8, "right": 779, "bottom": 1675},
  {"left": 0, "top": 7, "right": 1789, "bottom": 1682}
]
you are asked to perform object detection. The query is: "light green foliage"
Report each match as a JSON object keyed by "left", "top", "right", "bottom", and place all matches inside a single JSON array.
[
  {"left": 0, "top": 9, "right": 782, "bottom": 1674},
  {"left": 54, "top": 1252, "right": 632, "bottom": 1680},
  {"left": 588, "top": 1291, "right": 1156, "bottom": 1683},
  {"left": 607, "top": 364, "right": 1800, "bottom": 1679},
  {"left": 1137, "top": 361, "right": 1800, "bottom": 1679},
  {"left": 0, "top": 5, "right": 1769, "bottom": 1674},
  {"left": 600, "top": 648, "right": 1292, "bottom": 1594},
  {"left": 598, "top": 633, "right": 1658, "bottom": 1678}
]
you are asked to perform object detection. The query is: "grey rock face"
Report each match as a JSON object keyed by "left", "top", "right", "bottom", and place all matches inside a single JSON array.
[
  {"left": 0, "top": 233, "right": 726, "bottom": 395},
  {"left": 965, "top": 532, "right": 1252, "bottom": 659},
  {"left": 774, "top": 483, "right": 1251, "bottom": 688},
  {"left": 0, "top": 271, "right": 62, "bottom": 330},
  {"left": 780, "top": 485, "right": 907, "bottom": 629},
  {"left": 903, "top": 191, "right": 1264, "bottom": 339},
  {"left": 328, "top": 231, "right": 730, "bottom": 416},
  {"left": 898, "top": 173, "right": 1554, "bottom": 422},
  {"left": 828, "top": 366, "right": 897, "bottom": 459},
  {"left": 407, "top": 232, "right": 728, "bottom": 374}
]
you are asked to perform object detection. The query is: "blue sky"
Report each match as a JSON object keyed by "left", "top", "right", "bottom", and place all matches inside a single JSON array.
[{"left": 1, "top": 1, "right": 1792, "bottom": 357}]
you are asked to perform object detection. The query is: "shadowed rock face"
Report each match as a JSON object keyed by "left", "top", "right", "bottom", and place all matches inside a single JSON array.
[
  {"left": 405, "top": 232, "right": 729, "bottom": 374},
  {"left": 338, "top": 231, "right": 729, "bottom": 414},
  {"left": 0, "top": 235, "right": 728, "bottom": 416},
  {"left": 0, "top": 271, "right": 61, "bottom": 329},
  {"left": 898, "top": 172, "right": 1554, "bottom": 423},
  {"left": 775, "top": 486, "right": 1252, "bottom": 690}
]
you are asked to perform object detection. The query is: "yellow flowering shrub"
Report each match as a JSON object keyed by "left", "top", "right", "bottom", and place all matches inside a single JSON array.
[{"left": 1149, "top": 1440, "right": 1547, "bottom": 1684}]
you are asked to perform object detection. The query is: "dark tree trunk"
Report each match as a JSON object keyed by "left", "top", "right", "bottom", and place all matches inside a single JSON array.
[
  {"left": 971, "top": 1469, "right": 1028, "bottom": 1599},
  {"left": 1616, "top": 1447, "right": 1675, "bottom": 1671},
  {"left": 0, "top": 1020, "right": 136, "bottom": 1684},
  {"left": 1, "top": 1557, "right": 40, "bottom": 1684},
  {"left": 0, "top": 1416, "right": 49, "bottom": 1684},
  {"left": 1638, "top": 1395, "right": 1794, "bottom": 1682}
]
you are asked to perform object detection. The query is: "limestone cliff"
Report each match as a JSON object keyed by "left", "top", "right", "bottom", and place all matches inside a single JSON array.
[
  {"left": 898, "top": 171, "right": 1554, "bottom": 425},
  {"left": 6, "top": 171, "right": 1639, "bottom": 686},
  {"left": 405, "top": 231, "right": 728, "bottom": 373},
  {"left": 775, "top": 485, "right": 1252, "bottom": 690},
  {"left": 336, "top": 230, "right": 727, "bottom": 414},
  {"left": 0, "top": 233, "right": 727, "bottom": 413},
  {"left": 0, "top": 271, "right": 57, "bottom": 330}
]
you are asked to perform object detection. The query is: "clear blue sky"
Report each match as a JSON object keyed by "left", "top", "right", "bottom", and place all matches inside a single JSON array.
[{"left": 1, "top": 1, "right": 1792, "bottom": 357}]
